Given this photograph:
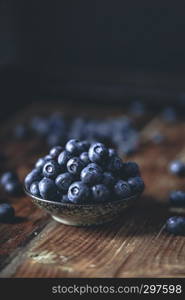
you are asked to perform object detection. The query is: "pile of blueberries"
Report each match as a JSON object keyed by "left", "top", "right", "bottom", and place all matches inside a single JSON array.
[
  {"left": 165, "top": 160, "right": 185, "bottom": 235},
  {"left": 14, "top": 114, "right": 140, "bottom": 156},
  {"left": 24, "top": 139, "right": 145, "bottom": 204}
]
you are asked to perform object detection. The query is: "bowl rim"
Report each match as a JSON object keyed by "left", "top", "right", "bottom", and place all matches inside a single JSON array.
[{"left": 24, "top": 187, "right": 141, "bottom": 208}]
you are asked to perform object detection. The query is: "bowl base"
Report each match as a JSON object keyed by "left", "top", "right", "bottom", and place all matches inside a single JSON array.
[{"left": 52, "top": 215, "right": 113, "bottom": 226}]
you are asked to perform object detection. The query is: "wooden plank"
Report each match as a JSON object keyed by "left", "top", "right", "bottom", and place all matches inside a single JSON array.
[{"left": 9, "top": 115, "right": 185, "bottom": 278}]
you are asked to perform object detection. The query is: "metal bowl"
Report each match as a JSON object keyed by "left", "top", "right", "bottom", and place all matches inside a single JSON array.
[{"left": 25, "top": 188, "right": 141, "bottom": 226}]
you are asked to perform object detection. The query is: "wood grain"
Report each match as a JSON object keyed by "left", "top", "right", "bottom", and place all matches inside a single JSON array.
[{"left": 0, "top": 102, "right": 185, "bottom": 278}]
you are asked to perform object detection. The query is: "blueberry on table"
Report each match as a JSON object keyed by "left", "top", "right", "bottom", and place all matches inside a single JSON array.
[
  {"left": 30, "top": 182, "right": 40, "bottom": 197},
  {"left": 91, "top": 184, "right": 110, "bottom": 202},
  {"left": 1, "top": 171, "right": 18, "bottom": 186},
  {"left": 80, "top": 152, "right": 90, "bottom": 165},
  {"left": 88, "top": 142, "right": 109, "bottom": 164},
  {"left": 165, "top": 216, "right": 185, "bottom": 235},
  {"left": 58, "top": 150, "right": 72, "bottom": 168},
  {"left": 49, "top": 146, "right": 64, "bottom": 159},
  {"left": 128, "top": 176, "right": 145, "bottom": 194},
  {"left": 114, "top": 180, "right": 131, "bottom": 199},
  {"left": 55, "top": 172, "right": 74, "bottom": 192},
  {"left": 67, "top": 157, "right": 84, "bottom": 175},
  {"left": 0, "top": 203, "right": 15, "bottom": 222},
  {"left": 42, "top": 160, "right": 60, "bottom": 179},
  {"left": 24, "top": 169, "right": 42, "bottom": 190},
  {"left": 169, "top": 160, "right": 185, "bottom": 177},
  {"left": 68, "top": 181, "right": 90, "bottom": 203},
  {"left": 65, "top": 139, "right": 81, "bottom": 155},
  {"left": 81, "top": 163, "right": 103, "bottom": 185},
  {"left": 39, "top": 178, "right": 58, "bottom": 200},
  {"left": 4, "top": 181, "right": 22, "bottom": 196},
  {"left": 122, "top": 162, "right": 140, "bottom": 179},
  {"left": 169, "top": 190, "right": 185, "bottom": 207},
  {"left": 102, "top": 172, "right": 116, "bottom": 187}
]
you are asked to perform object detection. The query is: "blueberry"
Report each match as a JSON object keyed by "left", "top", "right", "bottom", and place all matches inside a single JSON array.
[
  {"left": 14, "top": 124, "right": 29, "bottom": 139},
  {"left": 128, "top": 176, "right": 145, "bottom": 194},
  {"left": 55, "top": 172, "right": 74, "bottom": 192},
  {"left": 114, "top": 180, "right": 131, "bottom": 199},
  {"left": 169, "top": 190, "right": 185, "bottom": 207},
  {"left": 1, "top": 172, "right": 18, "bottom": 186},
  {"left": 88, "top": 142, "right": 109, "bottom": 164},
  {"left": 106, "top": 155, "right": 123, "bottom": 174},
  {"left": 102, "top": 172, "right": 116, "bottom": 187},
  {"left": 166, "top": 216, "right": 185, "bottom": 235},
  {"left": 162, "top": 107, "right": 177, "bottom": 122},
  {"left": 80, "top": 152, "right": 90, "bottom": 165},
  {"left": 30, "top": 116, "right": 50, "bottom": 136},
  {"left": 39, "top": 178, "right": 58, "bottom": 200},
  {"left": 169, "top": 160, "right": 185, "bottom": 177},
  {"left": 4, "top": 181, "right": 22, "bottom": 196},
  {"left": 24, "top": 169, "right": 42, "bottom": 190},
  {"left": 108, "top": 148, "right": 117, "bottom": 157},
  {"left": 78, "top": 141, "right": 90, "bottom": 152},
  {"left": 122, "top": 162, "right": 140, "bottom": 179},
  {"left": 68, "top": 181, "right": 90, "bottom": 203},
  {"left": 30, "top": 182, "right": 40, "bottom": 197},
  {"left": 67, "top": 157, "right": 84, "bottom": 175},
  {"left": 0, "top": 203, "right": 15, "bottom": 222},
  {"left": 58, "top": 150, "right": 72, "bottom": 168},
  {"left": 35, "top": 157, "right": 51, "bottom": 170},
  {"left": 43, "top": 160, "right": 60, "bottom": 179},
  {"left": 65, "top": 139, "right": 80, "bottom": 155},
  {"left": 81, "top": 163, "right": 103, "bottom": 185},
  {"left": 49, "top": 146, "right": 64, "bottom": 159},
  {"left": 91, "top": 184, "right": 110, "bottom": 202},
  {"left": 61, "top": 194, "right": 70, "bottom": 203}
]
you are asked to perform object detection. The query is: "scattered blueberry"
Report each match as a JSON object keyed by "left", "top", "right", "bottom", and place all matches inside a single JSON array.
[
  {"left": 91, "top": 184, "right": 110, "bottom": 202},
  {"left": 169, "top": 160, "right": 185, "bottom": 177},
  {"left": 68, "top": 181, "right": 90, "bottom": 203},
  {"left": 169, "top": 190, "right": 185, "bottom": 207},
  {"left": 165, "top": 216, "right": 185, "bottom": 235},
  {"left": 1, "top": 172, "right": 18, "bottom": 186},
  {"left": 81, "top": 163, "right": 103, "bottom": 185},
  {"left": 4, "top": 181, "right": 22, "bottom": 196},
  {"left": 0, "top": 203, "right": 15, "bottom": 222}
]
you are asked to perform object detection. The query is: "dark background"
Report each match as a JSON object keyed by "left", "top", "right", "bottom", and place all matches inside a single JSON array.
[{"left": 1, "top": 0, "right": 185, "bottom": 115}]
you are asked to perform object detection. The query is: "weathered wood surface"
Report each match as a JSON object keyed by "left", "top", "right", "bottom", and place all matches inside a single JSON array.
[{"left": 0, "top": 102, "right": 185, "bottom": 278}]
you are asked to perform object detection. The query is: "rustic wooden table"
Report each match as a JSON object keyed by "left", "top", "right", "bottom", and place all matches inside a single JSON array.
[{"left": 0, "top": 101, "right": 185, "bottom": 278}]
